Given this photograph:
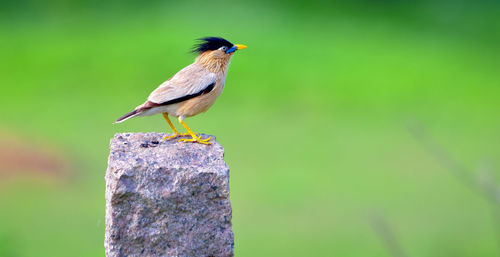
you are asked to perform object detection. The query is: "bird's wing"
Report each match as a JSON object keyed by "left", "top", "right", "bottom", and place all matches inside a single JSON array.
[{"left": 147, "top": 63, "right": 216, "bottom": 105}]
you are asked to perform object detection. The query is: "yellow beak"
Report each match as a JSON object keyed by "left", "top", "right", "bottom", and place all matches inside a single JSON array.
[{"left": 235, "top": 44, "right": 247, "bottom": 50}]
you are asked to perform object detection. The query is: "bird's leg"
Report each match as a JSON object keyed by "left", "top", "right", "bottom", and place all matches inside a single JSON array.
[
  {"left": 162, "top": 113, "right": 190, "bottom": 140},
  {"left": 177, "top": 117, "right": 212, "bottom": 145}
]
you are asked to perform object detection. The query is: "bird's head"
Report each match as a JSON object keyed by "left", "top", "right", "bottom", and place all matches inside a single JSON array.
[{"left": 193, "top": 37, "right": 247, "bottom": 60}]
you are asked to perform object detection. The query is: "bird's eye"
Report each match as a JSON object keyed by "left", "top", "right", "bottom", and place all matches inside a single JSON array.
[{"left": 220, "top": 46, "right": 228, "bottom": 51}]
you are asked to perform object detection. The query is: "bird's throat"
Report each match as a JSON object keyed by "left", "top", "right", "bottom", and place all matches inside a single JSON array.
[{"left": 195, "top": 52, "right": 231, "bottom": 74}]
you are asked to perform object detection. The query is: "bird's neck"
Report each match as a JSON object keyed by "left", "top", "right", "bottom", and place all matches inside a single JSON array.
[{"left": 195, "top": 52, "right": 231, "bottom": 75}]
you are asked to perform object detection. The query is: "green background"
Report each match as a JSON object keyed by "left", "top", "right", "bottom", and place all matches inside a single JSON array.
[{"left": 1, "top": 0, "right": 500, "bottom": 256}]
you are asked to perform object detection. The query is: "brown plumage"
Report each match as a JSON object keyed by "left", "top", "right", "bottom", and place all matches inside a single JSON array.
[{"left": 115, "top": 37, "right": 246, "bottom": 144}]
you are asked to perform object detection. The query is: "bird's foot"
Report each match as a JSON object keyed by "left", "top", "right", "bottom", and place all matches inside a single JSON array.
[
  {"left": 162, "top": 132, "right": 192, "bottom": 141},
  {"left": 178, "top": 135, "right": 212, "bottom": 145}
]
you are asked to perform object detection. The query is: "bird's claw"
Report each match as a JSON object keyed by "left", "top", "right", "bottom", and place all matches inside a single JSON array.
[
  {"left": 178, "top": 135, "right": 212, "bottom": 145},
  {"left": 162, "top": 132, "right": 193, "bottom": 141}
]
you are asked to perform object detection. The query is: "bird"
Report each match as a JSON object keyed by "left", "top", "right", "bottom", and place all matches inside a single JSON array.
[{"left": 114, "top": 37, "right": 246, "bottom": 145}]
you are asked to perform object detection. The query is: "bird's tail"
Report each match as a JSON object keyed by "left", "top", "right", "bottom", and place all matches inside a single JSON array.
[{"left": 114, "top": 109, "right": 141, "bottom": 124}]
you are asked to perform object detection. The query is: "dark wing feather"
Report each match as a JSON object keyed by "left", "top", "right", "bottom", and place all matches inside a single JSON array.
[
  {"left": 141, "top": 82, "right": 215, "bottom": 109},
  {"left": 147, "top": 63, "right": 217, "bottom": 105}
]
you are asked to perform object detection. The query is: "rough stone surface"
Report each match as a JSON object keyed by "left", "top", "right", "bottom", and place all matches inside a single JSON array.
[{"left": 105, "top": 133, "right": 233, "bottom": 257}]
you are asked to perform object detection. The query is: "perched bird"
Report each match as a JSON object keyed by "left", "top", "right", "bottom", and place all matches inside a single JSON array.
[{"left": 115, "top": 37, "right": 246, "bottom": 145}]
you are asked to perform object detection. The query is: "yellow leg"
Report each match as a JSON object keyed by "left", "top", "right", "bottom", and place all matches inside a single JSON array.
[
  {"left": 177, "top": 117, "right": 212, "bottom": 145},
  {"left": 162, "top": 113, "right": 190, "bottom": 141}
]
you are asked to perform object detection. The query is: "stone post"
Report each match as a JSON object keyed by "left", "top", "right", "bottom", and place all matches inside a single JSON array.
[{"left": 105, "top": 133, "right": 233, "bottom": 257}]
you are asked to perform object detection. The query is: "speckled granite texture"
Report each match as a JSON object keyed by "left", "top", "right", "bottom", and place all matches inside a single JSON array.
[{"left": 105, "top": 133, "right": 233, "bottom": 257}]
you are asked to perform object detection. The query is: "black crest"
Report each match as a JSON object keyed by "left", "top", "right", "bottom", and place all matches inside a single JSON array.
[{"left": 192, "top": 37, "right": 233, "bottom": 54}]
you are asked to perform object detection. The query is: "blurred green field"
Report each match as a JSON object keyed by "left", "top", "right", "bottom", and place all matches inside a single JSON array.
[{"left": 1, "top": 0, "right": 500, "bottom": 256}]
